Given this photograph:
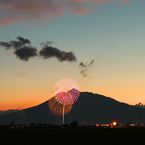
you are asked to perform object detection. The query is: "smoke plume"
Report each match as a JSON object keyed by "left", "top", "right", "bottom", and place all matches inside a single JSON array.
[{"left": 79, "top": 59, "right": 95, "bottom": 77}]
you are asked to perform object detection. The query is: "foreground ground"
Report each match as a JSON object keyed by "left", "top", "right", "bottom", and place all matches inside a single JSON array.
[{"left": 0, "top": 127, "right": 145, "bottom": 145}]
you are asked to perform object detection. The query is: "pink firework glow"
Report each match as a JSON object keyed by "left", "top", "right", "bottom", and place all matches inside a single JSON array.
[{"left": 54, "top": 78, "right": 80, "bottom": 105}]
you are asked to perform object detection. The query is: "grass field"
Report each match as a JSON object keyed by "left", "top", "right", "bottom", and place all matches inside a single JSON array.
[{"left": 0, "top": 127, "right": 145, "bottom": 145}]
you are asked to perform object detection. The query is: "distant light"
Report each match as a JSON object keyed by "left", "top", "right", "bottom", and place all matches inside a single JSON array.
[
  {"left": 129, "top": 124, "right": 135, "bottom": 126},
  {"left": 101, "top": 124, "right": 109, "bottom": 127},
  {"left": 112, "top": 122, "right": 117, "bottom": 126}
]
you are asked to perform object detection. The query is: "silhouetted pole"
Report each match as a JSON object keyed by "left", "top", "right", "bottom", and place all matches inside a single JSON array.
[
  {"left": 51, "top": 118, "right": 53, "bottom": 125},
  {"left": 63, "top": 105, "right": 65, "bottom": 124}
]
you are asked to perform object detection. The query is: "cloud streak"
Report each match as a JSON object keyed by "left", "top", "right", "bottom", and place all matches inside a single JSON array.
[
  {"left": 10, "top": 72, "right": 27, "bottom": 78},
  {"left": 0, "top": 0, "right": 131, "bottom": 27}
]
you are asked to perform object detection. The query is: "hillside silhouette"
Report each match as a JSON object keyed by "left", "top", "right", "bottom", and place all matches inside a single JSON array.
[{"left": 0, "top": 92, "right": 145, "bottom": 125}]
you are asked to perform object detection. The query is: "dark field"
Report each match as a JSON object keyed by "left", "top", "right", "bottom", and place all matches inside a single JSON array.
[{"left": 1, "top": 127, "right": 145, "bottom": 145}]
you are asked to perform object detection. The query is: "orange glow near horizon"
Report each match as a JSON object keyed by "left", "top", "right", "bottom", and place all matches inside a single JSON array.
[
  {"left": 0, "top": 0, "right": 145, "bottom": 117},
  {"left": 0, "top": 100, "right": 45, "bottom": 111},
  {"left": 1, "top": 77, "right": 145, "bottom": 111},
  {"left": 0, "top": 91, "right": 53, "bottom": 111},
  {"left": 0, "top": 88, "right": 145, "bottom": 111}
]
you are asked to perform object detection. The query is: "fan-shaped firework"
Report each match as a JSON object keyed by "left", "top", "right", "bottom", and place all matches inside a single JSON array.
[
  {"left": 49, "top": 78, "right": 80, "bottom": 124},
  {"left": 54, "top": 78, "right": 80, "bottom": 105},
  {"left": 48, "top": 97, "right": 73, "bottom": 116}
]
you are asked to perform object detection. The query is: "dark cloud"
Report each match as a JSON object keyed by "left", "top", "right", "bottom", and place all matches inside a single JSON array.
[
  {"left": 0, "top": 41, "right": 12, "bottom": 49},
  {"left": 0, "top": 36, "right": 97, "bottom": 78},
  {"left": 79, "top": 59, "right": 95, "bottom": 77},
  {"left": 0, "top": 37, "right": 96, "bottom": 78},
  {"left": 0, "top": 36, "right": 31, "bottom": 50},
  {"left": 14, "top": 46, "right": 37, "bottom": 61},
  {"left": 1, "top": 36, "right": 78, "bottom": 63},
  {"left": 0, "top": 36, "right": 37, "bottom": 61},
  {"left": 16, "top": 36, "right": 31, "bottom": 46},
  {"left": 0, "top": 37, "right": 77, "bottom": 62},
  {"left": 39, "top": 45, "right": 77, "bottom": 62}
]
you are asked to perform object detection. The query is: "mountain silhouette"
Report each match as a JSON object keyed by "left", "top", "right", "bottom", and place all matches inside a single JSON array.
[{"left": 0, "top": 92, "right": 145, "bottom": 125}]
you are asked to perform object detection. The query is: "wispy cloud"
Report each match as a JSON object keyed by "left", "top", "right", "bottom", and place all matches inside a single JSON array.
[
  {"left": 8, "top": 67, "right": 37, "bottom": 78},
  {"left": 120, "top": 0, "right": 131, "bottom": 5},
  {"left": 0, "top": 0, "right": 131, "bottom": 27},
  {"left": 0, "top": 50, "right": 13, "bottom": 56},
  {"left": 10, "top": 72, "right": 27, "bottom": 78},
  {"left": 79, "top": 59, "right": 95, "bottom": 77}
]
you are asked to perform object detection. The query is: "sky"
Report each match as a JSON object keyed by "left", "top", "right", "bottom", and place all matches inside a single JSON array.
[{"left": 0, "top": 0, "right": 145, "bottom": 110}]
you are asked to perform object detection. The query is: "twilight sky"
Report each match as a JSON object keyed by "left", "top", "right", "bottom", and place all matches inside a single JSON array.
[{"left": 0, "top": 0, "right": 145, "bottom": 110}]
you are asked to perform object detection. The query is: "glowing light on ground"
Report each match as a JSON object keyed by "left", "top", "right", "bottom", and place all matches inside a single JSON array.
[{"left": 112, "top": 121, "right": 117, "bottom": 126}]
